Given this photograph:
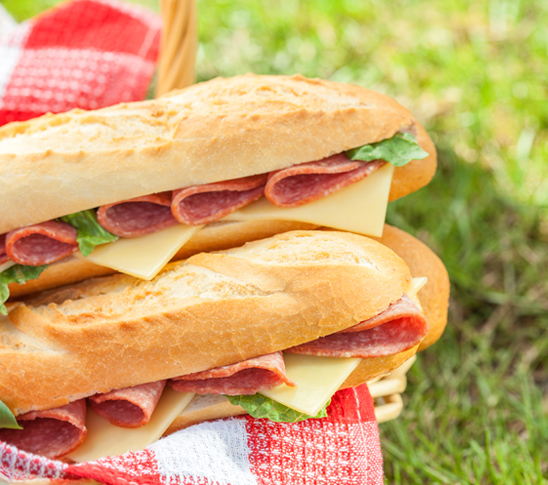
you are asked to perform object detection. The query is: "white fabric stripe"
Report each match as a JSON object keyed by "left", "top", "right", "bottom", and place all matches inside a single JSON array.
[
  {"left": 0, "top": 20, "right": 31, "bottom": 106},
  {"left": 138, "top": 22, "right": 159, "bottom": 59},
  {"left": 0, "top": 4, "right": 17, "bottom": 34},
  {"left": 0, "top": 40, "right": 24, "bottom": 104},
  {"left": 0, "top": 442, "right": 68, "bottom": 481},
  {"left": 150, "top": 418, "right": 257, "bottom": 485}
]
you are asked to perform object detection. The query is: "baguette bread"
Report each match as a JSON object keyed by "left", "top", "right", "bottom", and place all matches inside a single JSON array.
[
  {"left": 0, "top": 74, "right": 436, "bottom": 235},
  {"left": 1, "top": 230, "right": 413, "bottom": 416}
]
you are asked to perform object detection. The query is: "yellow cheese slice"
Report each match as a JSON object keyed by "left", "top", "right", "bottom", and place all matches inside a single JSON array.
[
  {"left": 408, "top": 276, "right": 428, "bottom": 297},
  {"left": 67, "top": 388, "right": 195, "bottom": 463},
  {"left": 81, "top": 224, "right": 202, "bottom": 280},
  {"left": 261, "top": 354, "right": 361, "bottom": 416},
  {"left": 224, "top": 163, "right": 394, "bottom": 237},
  {"left": 0, "top": 261, "right": 16, "bottom": 274}
]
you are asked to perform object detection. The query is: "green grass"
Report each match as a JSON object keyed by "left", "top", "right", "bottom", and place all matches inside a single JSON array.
[{"left": 3, "top": 0, "right": 548, "bottom": 482}]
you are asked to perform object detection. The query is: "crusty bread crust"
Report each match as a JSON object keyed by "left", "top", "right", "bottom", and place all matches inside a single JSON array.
[
  {"left": 0, "top": 74, "right": 435, "bottom": 234},
  {"left": 1, "top": 230, "right": 411, "bottom": 415}
]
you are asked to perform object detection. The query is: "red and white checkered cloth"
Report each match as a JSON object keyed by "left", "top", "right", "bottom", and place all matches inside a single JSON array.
[
  {"left": 0, "top": 0, "right": 161, "bottom": 126},
  {"left": 0, "top": 2, "right": 384, "bottom": 483},
  {"left": 0, "top": 385, "right": 383, "bottom": 485}
]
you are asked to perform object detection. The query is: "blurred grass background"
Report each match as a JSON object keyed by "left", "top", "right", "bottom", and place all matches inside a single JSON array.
[{"left": 3, "top": 0, "right": 548, "bottom": 482}]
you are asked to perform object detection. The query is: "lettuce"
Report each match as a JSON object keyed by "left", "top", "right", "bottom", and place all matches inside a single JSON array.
[
  {"left": 346, "top": 132, "right": 428, "bottom": 167},
  {"left": 0, "top": 264, "right": 48, "bottom": 315},
  {"left": 0, "top": 400, "right": 22, "bottom": 430},
  {"left": 227, "top": 394, "right": 330, "bottom": 423},
  {"left": 61, "top": 210, "right": 117, "bottom": 256}
]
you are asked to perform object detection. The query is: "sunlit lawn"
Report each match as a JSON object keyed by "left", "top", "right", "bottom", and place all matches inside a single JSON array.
[{"left": 4, "top": 0, "right": 548, "bottom": 482}]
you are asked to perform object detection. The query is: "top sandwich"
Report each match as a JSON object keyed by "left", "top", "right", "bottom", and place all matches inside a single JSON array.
[{"left": 0, "top": 74, "right": 436, "bottom": 303}]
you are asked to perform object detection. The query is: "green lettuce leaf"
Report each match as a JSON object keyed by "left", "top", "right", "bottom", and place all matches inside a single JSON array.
[
  {"left": 0, "top": 264, "right": 48, "bottom": 315},
  {"left": 61, "top": 210, "right": 117, "bottom": 257},
  {"left": 346, "top": 132, "right": 428, "bottom": 167},
  {"left": 226, "top": 394, "right": 330, "bottom": 423},
  {"left": 0, "top": 400, "right": 22, "bottom": 430}
]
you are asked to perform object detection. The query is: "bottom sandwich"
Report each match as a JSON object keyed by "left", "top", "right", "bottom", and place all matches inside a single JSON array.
[{"left": 0, "top": 226, "right": 449, "bottom": 461}]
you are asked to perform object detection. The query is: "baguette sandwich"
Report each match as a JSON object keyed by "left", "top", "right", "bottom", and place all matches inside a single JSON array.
[
  {"left": 0, "top": 74, "right": 436, "bottom": 308},
  {"left": 0, "top": 226, "right": 449, "bottom": 462}
]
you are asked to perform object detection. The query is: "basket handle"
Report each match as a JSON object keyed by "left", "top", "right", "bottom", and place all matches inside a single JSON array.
[
  {"left": 155, "top": 0, "right": 197, "bottom": 97},
  {"left": 375, "top": 393, "right": 404, "bottom": 423}
]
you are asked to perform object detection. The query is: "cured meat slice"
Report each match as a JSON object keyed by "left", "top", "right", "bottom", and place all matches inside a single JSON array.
[
  {"left": 5, "top": 221, "right": 78, "bottom": 266},
  {"left": 265, "top": 154, "right": 385, "bottom": 207},
  {"left": 338, "top": 295, "right": 425, "bottom": 334},
  {"left": 171, "top": 174, "right": 268, "bottom": 225},
  {"left": 286, "top": 295, "right": 428, "bottom": 358},
  {"left": 0, "top": 234, "right": 8, "bottom": 265},
  {"left": 169, "top": 352, "right": 295, "bottom": 395},
  {"left": 89, "top": 380, "right": 167, "bottom": 428},
  {"left": 97, "top": 192, "right": 178, "bottom": 237},
  {"left": 0, "top": 399, "right": 87, "bottom": 459}
]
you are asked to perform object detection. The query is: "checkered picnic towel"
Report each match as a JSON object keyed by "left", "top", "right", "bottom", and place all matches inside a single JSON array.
[
  {"left": 0, "top": 2, "right": 384, "bottom": 483},
  {"left": 0, "top": 0, "right": 161, "bottom": 126},
  {"left": 0, "top": 384, "right": 383, "bottom": 485}
]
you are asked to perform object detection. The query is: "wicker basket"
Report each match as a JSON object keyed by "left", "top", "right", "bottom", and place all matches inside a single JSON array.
[{"left": 368, "top": 356, "right": 415, "bottom": 423}]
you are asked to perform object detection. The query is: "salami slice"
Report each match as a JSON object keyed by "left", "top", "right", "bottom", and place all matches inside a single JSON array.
[
  {"left": 338, "top": 295, "right": 425, "bottom": 334},
  {"left": 89, "top": 380, "right": 166, "bottom": 428},
  {"left": 5, "top": 221, "right": 78, "bottom": 266},
  {"left": 169, "top": 352, "right": 295, "bottom": 395},
  {"left": 265, "top": 154, "right": 386, "bottom": 207},
  {"left": 171, "top": 174, "right": 268, "bottom": 225},
  {"left": 286, "top": 295, "right": 428, "bottom": 358},
  {"left": 97, "top": 192, "right": 178, "bottom": 237},
  {"left": 0, "top": 234, "right": 8, "bottom": 265},
  {"left": 0, "top": 399, "right": 87, "bottom": 459}
]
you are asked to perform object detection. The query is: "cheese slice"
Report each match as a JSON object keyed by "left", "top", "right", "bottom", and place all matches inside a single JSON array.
[
  {"left": 261, "top": 354, "right": 361, "bottom": 416},
  {"left": 67, "top": 388, "right": 194, "bottom": 463},
  {"left": 408, "top": 276, "right": 428, "bottom": 297},
  {"left": 0, "top": 261, "right": 16, "bottom": 274},
  {"left": 224, "top": 163, "right": 394, "bottom": 237},
  {"left": 81, "top": 224, "right": 202, "bottom": 280}
]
